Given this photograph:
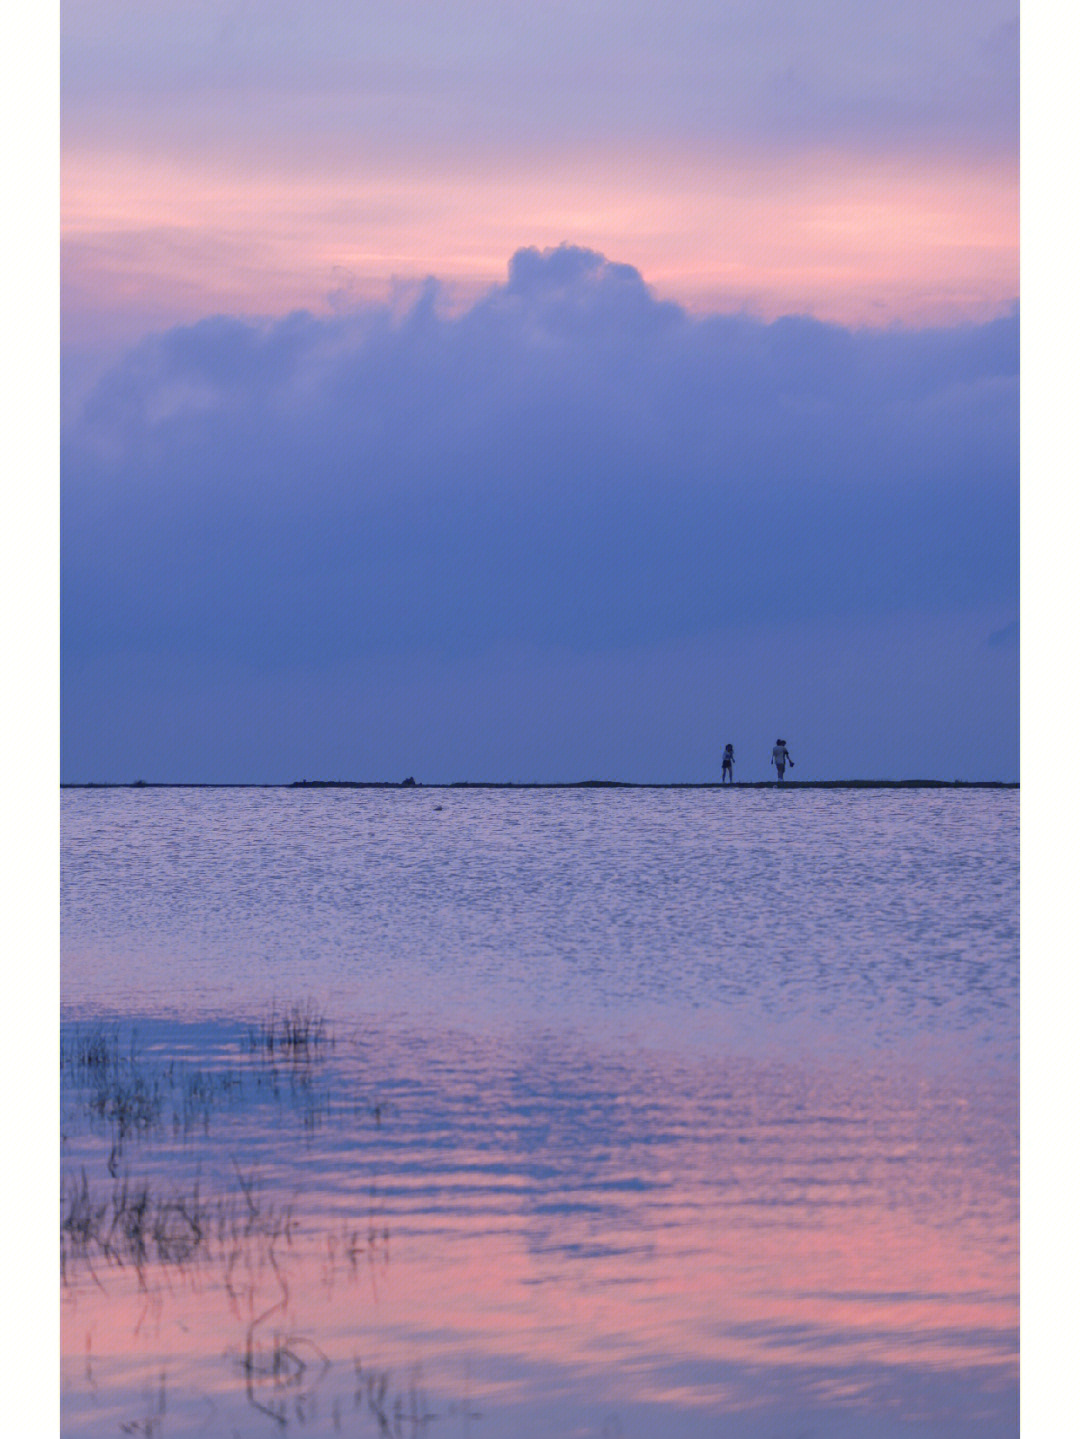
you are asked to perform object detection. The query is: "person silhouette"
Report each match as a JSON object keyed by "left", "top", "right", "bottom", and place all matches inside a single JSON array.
[
  {"left": 771, "top": 739, "right": 793, "bottom": 783},
  {"left": 721, "top": 744, "right": 735, "bottom": 784}
]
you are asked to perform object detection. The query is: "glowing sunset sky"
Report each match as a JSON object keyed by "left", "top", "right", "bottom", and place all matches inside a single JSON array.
[
  {"left": 62, "top": 0, "right": 1018, "bottom": 342},
  {"left": 60, "top": 0, "right": 1020, "bottom": 783}
]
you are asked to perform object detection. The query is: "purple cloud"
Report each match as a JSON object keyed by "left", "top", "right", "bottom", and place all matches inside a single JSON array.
[{"left": 62, "top": 247, "right": 1018, "bottom": 781}]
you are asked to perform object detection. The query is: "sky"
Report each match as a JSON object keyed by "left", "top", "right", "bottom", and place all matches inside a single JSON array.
[
  {"left": 59, "top": 0, "right": 1019, "bottom": 783},
  {"left": 62, "top": 0, "right": 1018, "bottom": 344}
]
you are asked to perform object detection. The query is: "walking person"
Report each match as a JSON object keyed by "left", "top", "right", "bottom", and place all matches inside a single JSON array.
[
  {"left": 721, "top": 743, "right": 735, "bottom": 784},
  {"left": 771, "top": 739, "right": 793, "bottom": 783}
]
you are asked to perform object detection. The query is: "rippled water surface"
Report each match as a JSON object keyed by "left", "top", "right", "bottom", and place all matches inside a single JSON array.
[{"left": 61, "top": 788, "right": 1018, "bottom": 1437}]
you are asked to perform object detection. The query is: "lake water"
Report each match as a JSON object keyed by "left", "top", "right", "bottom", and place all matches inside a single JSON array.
[{"left": 60, "top": 787, "right": 1018, "bottom": 1438}]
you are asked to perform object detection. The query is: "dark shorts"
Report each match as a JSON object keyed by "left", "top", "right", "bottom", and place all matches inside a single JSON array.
[{"left": 776, "top": 764, "right": 785, "bottom": 779}]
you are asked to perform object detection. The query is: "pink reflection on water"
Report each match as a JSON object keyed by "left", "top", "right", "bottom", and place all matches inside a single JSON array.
[{"left": 61, "top": 1018, "right": 1016, "bottom": 1437}]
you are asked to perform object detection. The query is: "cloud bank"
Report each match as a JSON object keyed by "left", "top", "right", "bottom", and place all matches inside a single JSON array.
[{"left": 62, "top": 247, "right": 1018, "bottom": 782}]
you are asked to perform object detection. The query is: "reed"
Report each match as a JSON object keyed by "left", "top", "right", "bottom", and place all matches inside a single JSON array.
[{"left": 247, "top": 1002, "right": 331, "bottom": 1060}]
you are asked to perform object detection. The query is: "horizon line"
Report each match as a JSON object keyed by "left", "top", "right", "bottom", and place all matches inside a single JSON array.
[{"left": 61, "top": 779, "right": 1019, "bottom": 791}]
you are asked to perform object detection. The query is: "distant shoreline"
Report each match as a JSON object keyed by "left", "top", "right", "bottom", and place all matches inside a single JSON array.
[{"left": 61, "top": 779, "right": 1018, "bottom": 791}]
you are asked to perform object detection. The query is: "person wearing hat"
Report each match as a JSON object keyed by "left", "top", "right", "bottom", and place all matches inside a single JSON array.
[
  {"left": 771, "top": 739, "right": 793, "bottom": 783},
  {"left": 721, "top": 743, "right": 735, "bottom": 784}
]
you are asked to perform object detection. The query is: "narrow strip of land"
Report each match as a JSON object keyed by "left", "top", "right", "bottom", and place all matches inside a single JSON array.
[{"left": 61, "top": 779, "right": 1018, "bottom": 790}]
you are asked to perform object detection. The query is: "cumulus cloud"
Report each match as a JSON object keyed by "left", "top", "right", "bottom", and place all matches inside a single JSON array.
[{"left": 61, "top": 246, "right": 1018, "bottom": 779}]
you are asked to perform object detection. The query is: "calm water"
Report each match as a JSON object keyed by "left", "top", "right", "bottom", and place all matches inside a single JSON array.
[{"left": 60, "top": 788, "right": 1018, "bottom": 1437}]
